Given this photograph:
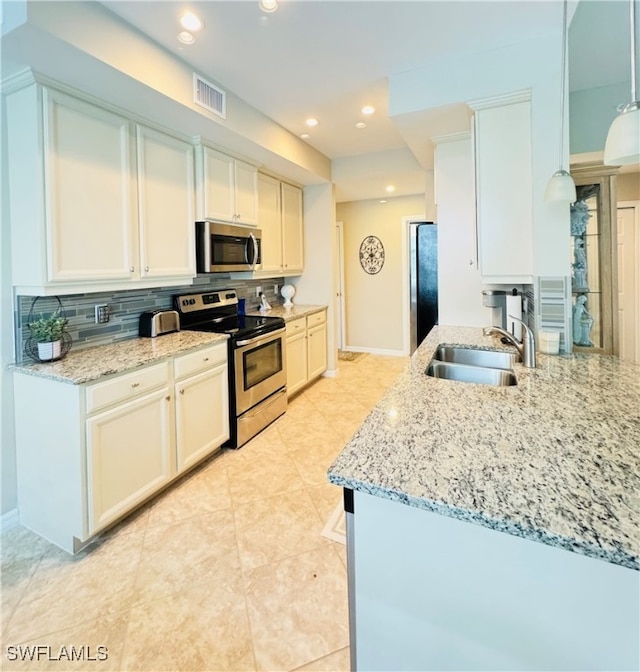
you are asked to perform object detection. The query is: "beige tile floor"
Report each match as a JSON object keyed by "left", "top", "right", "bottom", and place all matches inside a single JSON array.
[{"left": 1, "top": 354, "right": 407, "bottom": 672}]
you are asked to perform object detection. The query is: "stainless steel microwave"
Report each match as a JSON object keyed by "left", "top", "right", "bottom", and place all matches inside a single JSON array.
[{"left": 196, "top": 221, "right": 262, "bottom": 273}]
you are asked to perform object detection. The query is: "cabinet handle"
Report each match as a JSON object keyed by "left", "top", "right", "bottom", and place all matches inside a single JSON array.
[
  {"left": 203, "top": 357, "right": 209, "bottom": 361},
  {"left": 180, "top": 389, "right": 185, "bottom": 395},
  {"left": 130, "top": 266, "right": 134, "bottom": 272},
  {"left": 166, "top": 395, "right": 171, "bottom": 402},
  {"left": 131, "top": 382, "right": 140, "bottom": 388},
  {"left": 145, "top": 266, "right": 149, "bottom": 272}
]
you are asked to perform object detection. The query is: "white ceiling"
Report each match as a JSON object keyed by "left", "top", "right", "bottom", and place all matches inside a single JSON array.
[{"left": 11, "top": 0, "right": 632, "bottom": 202}]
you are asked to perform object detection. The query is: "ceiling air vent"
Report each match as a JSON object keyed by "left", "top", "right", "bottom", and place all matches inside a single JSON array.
[{"left": 193, "top": 74, "right": 226, "bottom": 119}]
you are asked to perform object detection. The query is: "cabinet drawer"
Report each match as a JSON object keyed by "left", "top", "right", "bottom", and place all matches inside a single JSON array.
[
  {"left": 307, "top": 310, "right": 326, "bottom": 328},
  {"left": 286, "top": 317, "right": 307, "bottom": 336},
  {"left": 86, "top": 361, "right": 170, "bottom": 414},
  {"left": 174, "top": 342, "right": 227, "bottom": 380}
]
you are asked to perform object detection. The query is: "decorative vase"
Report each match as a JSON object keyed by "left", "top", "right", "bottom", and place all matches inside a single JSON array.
[
  {"left": 37, "top": 340, "right": 62, "bottom": 361},
  {"left": 280, "top": 284, "right": 295, "bottom": 308}
]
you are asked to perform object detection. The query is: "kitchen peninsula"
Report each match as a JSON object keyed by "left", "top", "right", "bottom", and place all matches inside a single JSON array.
[{"left": 328, "top": 326, "right": 639, "bottom": 671}]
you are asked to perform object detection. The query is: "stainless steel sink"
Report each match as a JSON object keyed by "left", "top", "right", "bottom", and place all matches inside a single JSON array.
[
  {"left": 433, "top": 345, "right": 520, "bottom": 370},
  {"left": 426, "top": 361, "right": 517, "bottom": 387}
]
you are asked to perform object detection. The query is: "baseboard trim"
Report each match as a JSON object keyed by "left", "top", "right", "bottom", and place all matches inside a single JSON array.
[
  {"left": 0, "top": 508, "right": 19, "bottom": 532},
  {"left": 343, "top": 346, "right": 406, "bottom": 357},
  {"left": 323, "top": 368, "right": 338, "bottom": 378}
]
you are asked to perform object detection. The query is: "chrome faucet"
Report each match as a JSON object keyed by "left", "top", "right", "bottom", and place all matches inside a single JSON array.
[{"left": 483, "top": 315, "right": 536, "bottom": 368}]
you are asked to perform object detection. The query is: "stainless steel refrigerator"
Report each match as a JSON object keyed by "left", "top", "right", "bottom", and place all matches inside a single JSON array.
[{"left": 409, "top": 222, "right": 438, "bottom": 354}]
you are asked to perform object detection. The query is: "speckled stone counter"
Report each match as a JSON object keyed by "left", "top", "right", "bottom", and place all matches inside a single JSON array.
[
  {"left": 246, "top": 303, "right": 326, "bottom": 322},
  {"left": 10, "top": 331, "right": 228, "bottom": 385},
  {"left": 328, "top": 325, "right": 640, "bottom": 570}
]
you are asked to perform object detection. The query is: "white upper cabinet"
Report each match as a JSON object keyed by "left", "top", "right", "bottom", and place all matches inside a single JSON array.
[
  {"left": 470, "top": 92, "right": 533, "bottom": 283},
  {"left": 44, "top": 89, "right": 135, "bottom": 283},
  {"left": 5, "top": 79, "right": 197, "bottom": 295},
  {"left": 257, "top": 173, "right": 284, "bottom": 273},
  {"left": 136, "top": 125, "right": 195, "bottom": 278},
  {"left": 257, "top": 174, "right": 304, "bottom": 277},
  {"left": 281, "top": 182, "right": 304, "bottom": 274},
  {"left": 196, "top": 145, "right": 258, "bottom": 226}
]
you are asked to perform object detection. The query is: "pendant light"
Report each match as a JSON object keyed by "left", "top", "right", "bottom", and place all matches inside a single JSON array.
[
  {"left": 604, "top": 0, "right": 640, "bottom": 165},
  {"left": 545, "top": 0, "right": 577, "bottom": 202}
]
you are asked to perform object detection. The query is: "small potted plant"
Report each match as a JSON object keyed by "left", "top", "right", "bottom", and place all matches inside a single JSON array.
[{"left": 27, "top": 310, "right": 68, "bottom": 361}]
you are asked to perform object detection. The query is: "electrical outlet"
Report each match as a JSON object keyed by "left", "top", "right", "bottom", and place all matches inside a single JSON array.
[
  {"left": 94, "top": 304, "right": 109, "bottom": 324},
  {"left": 255, "top": 286, "right": 262, "bottom": 297}
]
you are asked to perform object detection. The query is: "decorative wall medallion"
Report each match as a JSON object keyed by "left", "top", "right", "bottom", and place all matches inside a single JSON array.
[{"left": 359, "top": 235, "right": 385, "bottom": 274}]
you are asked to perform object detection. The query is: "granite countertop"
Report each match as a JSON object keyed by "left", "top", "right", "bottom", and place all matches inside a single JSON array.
[
  {"left": 10, "top": 331, "right": 228, "bottom": 385},
  {"left": 328, "top": 325, "right": 640, "bottom": 571},
  {"left": 246, "top": 303, "right": 326, "bottom": 322}
]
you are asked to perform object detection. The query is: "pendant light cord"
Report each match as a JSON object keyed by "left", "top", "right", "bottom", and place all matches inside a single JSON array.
[{"left": 558, "top": 0, "right": 568, "bottom": 171}]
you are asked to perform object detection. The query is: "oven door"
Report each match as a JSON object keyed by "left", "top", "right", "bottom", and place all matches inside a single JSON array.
[{"left": 233, "top": 328, "right": 286, "bottom": 415}]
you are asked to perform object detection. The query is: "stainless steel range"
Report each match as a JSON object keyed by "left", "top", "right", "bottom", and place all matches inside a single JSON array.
[{"left": 175, "top": 290, "right": 287, "bottom": 448}]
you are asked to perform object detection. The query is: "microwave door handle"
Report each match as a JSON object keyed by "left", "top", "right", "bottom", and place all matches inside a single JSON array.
[
  {"left": 248, "top": 233, "right": 259, "bottom": 270},
  {"left": 205, "top": 221, "right": 213, "bottom": 270}
]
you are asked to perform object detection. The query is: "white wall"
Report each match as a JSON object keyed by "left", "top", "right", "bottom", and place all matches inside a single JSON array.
[
  {"left": 569, "top": 83, "right": 628, "bottom": 155},
  {"left": 293, "top": 183, "right": 337, "bottom": 373},
  {"left": 337, "top": 195, "right": 425, "bottom": 354},
  {"left": 1, "top": 0, "right": 331, "bottom": 188}
]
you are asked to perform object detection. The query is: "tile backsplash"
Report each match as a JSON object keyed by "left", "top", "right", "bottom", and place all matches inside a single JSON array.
[{"left": 16, "top": 276, "right": 285, "bottom": 363}]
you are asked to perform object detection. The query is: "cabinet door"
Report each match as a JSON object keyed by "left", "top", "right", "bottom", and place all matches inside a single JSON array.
[
  {"left": 307, "top": 322, "right": 327, "bottom": 381},
  {"left": 234, "top": 160, "right": 258, "bottom": 226},
  {"left": 136, "top": 126, "right": 196, "bottom": 279},
  {"left": 86, "top": 387, "right": 174, "bottom": 534},
  {"left": 44, "top": 89, "right": 135, "bottom": 282},
  {"left": 258, "top": 173, "right": 283, "bottom": 273},
  {"left": 281, "top": 183, "right": 304, "bottom": 273},
  {"left": 202, "top": 147, "right": 235, "bottom": 222},
  {"left": 474, "top": 99, "right": 533, "bottom": 281},
  {"left": 175, "top": 364, "right": 229, "bottom": 473},
  {"left": 286, "top": 331, "right": 308, "bottom": 397}
]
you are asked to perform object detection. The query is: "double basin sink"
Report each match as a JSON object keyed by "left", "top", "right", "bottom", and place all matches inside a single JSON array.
[{"left": 426, "top": 345, "right": 519, "bottom": 387}]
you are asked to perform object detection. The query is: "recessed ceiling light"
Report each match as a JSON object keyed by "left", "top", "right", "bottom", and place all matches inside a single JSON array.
[
  {"left": 178, "top": 31, "right": 195, "bottom": 44},
  {"left": 385, "top": 185, "right": 396, "bottom": 193},
  {"left": 355, "top": 122, "right": 367, "bottom": 129},
  {"left": 305, "top": 118, "right": 318, "bottom": 127},
  {"left": 180, "top": 11, "right": 203, "bottom": 31},
  {"left": 300, "top": 133, "right": 311, "bottom": 140},
  {"left": 362, "top": 105, "right": 376, "bottom": 115},
  {"left": 259, "top": 0, "right": 278, "bottom": 13},
  {"left": 379, "top": 199, "right": 388, "bottom": 204}
]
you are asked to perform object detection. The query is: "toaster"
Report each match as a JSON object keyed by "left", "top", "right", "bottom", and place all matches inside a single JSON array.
[{"left": 139, "top": 310, "right": 180, "bottom": 337}]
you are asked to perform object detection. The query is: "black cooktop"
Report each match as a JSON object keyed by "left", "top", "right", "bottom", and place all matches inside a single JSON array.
[
  {"left": 174, "top": 290, "right": 284, "bottom": 342},
  {"left": 186, "top": 314, "right": 284, "bottom": 340}
]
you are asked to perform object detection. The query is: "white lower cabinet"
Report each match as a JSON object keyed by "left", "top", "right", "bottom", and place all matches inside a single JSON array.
[
  {"left": 174, "top": 344, "right": 229, "bottom": 473},
  {"left": 86, "top": 387, "right": 174, "bottom": 534},
  {"left": 13, "top": 342, "right": 228, "bottom": 553},
  {"left": 307, "top": 313, "right": 328, "bottom": 380},
  {"left": 286, "top": 323, "right": 308, "bottom": 397},
  {"left": 286, "top": 310, "right": 327, "bottom": 397}
]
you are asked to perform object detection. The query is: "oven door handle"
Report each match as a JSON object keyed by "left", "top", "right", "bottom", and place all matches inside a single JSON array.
[{"left": 235, "top": 326, "right": 285, "bottom": 348}]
